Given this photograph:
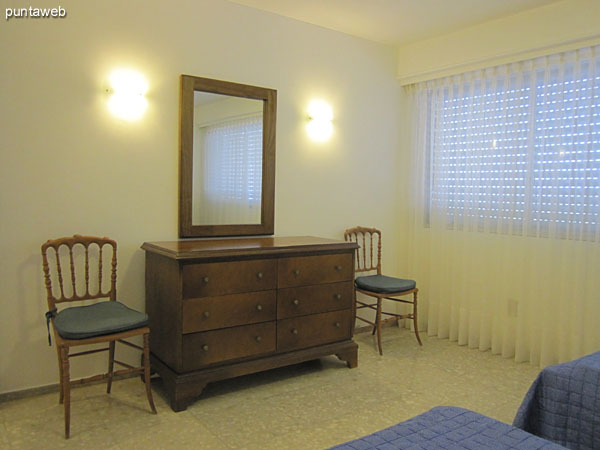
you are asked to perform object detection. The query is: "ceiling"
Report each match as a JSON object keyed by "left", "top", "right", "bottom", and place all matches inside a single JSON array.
[{"left": 227, "top": 0, "right": 565, "bottom": 45}]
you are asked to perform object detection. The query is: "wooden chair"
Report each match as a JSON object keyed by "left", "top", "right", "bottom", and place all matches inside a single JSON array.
[
  {"left": 41, "top": 235, "right": 156, "bottom": 438},
  {"left": 344, "top": 226, "right": 422, "bottom": 355}
]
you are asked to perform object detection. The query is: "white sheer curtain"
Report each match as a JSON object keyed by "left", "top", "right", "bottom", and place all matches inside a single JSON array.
[
  {"left": 193, "top": 114, "right": 262, "bottom": 225},
  {"left": 404, "top": 45, "right": 600, "bottom": 367}
]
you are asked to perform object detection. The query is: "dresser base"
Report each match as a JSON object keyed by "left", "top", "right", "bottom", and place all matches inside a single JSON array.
[{"left": 152, "top": 340, "right": 358, "bottom": 412}]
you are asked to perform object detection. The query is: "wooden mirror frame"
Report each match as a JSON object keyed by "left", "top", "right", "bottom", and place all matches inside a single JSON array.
[{"left": 179, "top": 75, "right": 276, "bottom": 238}]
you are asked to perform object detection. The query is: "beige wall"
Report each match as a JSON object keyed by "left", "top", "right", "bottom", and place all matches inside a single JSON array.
[
  {"left": 0, "top": 0, "right": 401, "bottom": 393},
  {"left": 396, "top": 0, "right": 600, "bottom": 85}
]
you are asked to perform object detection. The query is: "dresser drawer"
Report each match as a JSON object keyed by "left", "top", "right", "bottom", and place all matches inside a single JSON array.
[
  {"left": 277, "top": 310, "right": 352, "bottom": 352},
  {"left": 277, "top": 282, "right": 353, "bottom": 319},
  {"left": 183, "top": 290, "right": 276, "bottom": 333},
  {"left": 182, "top": 322, "right": 276, "bottom": 371},
  {"left": 182, "top": 259, "right": 277, "bottom": 299},
  {"left": 278, "top": 253, "right": 353, "bottom": 288}
]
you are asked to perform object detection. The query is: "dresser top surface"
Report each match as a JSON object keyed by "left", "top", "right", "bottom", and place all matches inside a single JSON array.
[{"left": 142, "top": 236, "right": 358, "bottom": 260}]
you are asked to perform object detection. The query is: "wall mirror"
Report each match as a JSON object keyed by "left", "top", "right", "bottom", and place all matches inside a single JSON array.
[{"left": 179, "top": 75, "right": 276, "bottom": 238}]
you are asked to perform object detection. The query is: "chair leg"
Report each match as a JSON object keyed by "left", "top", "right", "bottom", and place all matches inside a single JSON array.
[
  {"left": 106, "top": 341, "right": 115, "bottom": 394},
  {"left": 143, "top": 333, "right": 157, "bottom": 414},
  {"left": 60, "top": 346, "right": 71, "bottom": 439},
  {"left": 371, "top": 300, "right": 377, "bottom": 336},
  {"left": 413, "top": 291, "right": 423, "bottom": 346},
  {"left": 376, "top": 298, "right": 383, "bottom": 355},
  {"left": 55, "top": 344, "right": 64, "bottom": 404},
  {"left": 352, "top": 288, "right": 357, "bottom": 331}
]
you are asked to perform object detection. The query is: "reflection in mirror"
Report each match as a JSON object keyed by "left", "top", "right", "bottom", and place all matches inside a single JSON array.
[{"left": 192, "top": 92, "right": 263, "bottom": 225}]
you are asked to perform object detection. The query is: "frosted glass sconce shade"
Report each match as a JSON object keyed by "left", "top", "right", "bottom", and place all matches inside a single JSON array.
[
  {"left": 307, "top": 99, "right": 333, "bottom": 142},
  {"left": 107, "top": 69, "right": 148, "bottom": 121}
]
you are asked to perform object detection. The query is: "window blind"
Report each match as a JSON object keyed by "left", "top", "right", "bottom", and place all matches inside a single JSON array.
[
  {"left": 202, "top": 114, "right": 262, "bottom": 203},
  {"left": 424, "top": 46, "right": 600, "bottom": 240},
  {"left": 194, "top": 113, "right": 263, "bottom": 224}
]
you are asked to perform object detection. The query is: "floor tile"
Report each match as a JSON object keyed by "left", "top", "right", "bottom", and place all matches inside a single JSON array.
[{"left": 0, "top": 328, "right": 541, "bottom": 449}]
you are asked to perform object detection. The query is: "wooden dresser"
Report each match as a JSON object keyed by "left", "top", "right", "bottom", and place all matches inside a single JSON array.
[{"left": 141, "top": 236, "right": 359, "bottom": 411}]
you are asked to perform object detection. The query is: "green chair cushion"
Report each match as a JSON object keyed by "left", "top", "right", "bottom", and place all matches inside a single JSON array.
[
  {"left": 54, "top": 301, "right": 148, "bottom": 340},
  {"left": 355, "top": 274, "right": 416, "bottom": 294}
]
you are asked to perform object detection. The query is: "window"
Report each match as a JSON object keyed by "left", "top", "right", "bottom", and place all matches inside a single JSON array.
[
  {"left": 422, "top": 46, "right": 600, "bottom": 240},
  {"left": 193, "top": 113, "right": 263, "bottom": 225},
  {"left": 201, "top": 114, "right": 262, "bottom": 203}
]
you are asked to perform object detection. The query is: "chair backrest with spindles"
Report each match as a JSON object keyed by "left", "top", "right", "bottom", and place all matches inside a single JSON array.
[
  {"left": 41, "top": 235, "right": 118, "bottom": 311},
  {"left": 343, "top": 226, "right": 381, "bottom": 275}
]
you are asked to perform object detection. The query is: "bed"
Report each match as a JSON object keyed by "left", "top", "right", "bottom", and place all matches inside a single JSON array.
[
  {"left": 513, "top": 350, "right": 600, "bottom": 449},
  {"left": 330, "top": 351, "right": 600, "bottom": 449},
  {"left": 329, "top": 406, "right": 565, "bottom": 449}
]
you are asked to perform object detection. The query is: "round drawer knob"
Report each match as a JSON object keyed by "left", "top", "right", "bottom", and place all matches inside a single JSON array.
[
  {"left": 335, "top": 322, "right": 341, "bottom": 328},
  {"left": 293, "top": 269, "right": 300, "bottom": 276},
  {"left": 335, "top": 294, "right": 341, "bottom": 300},
  {"left": 292, "top": 299, "right": 299, "bottom": 306},
  {"left": 335, "top": 265, "right": 342, "bottom": 271},
  {"left": 203, "top": 276, "right": 209, "bottom": 283},
  {"left": 255, "top": 336, "right": 262, "bottom": 343},
  {"left": 203, "top": 311, "right": 210, "bottom": 318},
  {"left": 257, "top": 272, "right": 263, "bottom": 279},
  {"left": 256, "top": 304, "right": 263, "bottom": 311},
  {"left": 202, "top": 344, "right": 209, "bottom": 351},
  {"left": 291, "top": 328, "right": 298, "bottom": 335}
]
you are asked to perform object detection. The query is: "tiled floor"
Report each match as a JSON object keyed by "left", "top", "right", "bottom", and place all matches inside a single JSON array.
[{"left": 0, "top": 328, "right": 541, "bottom": 449}]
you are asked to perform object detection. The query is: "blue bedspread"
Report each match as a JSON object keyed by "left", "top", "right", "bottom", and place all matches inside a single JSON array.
[
  {"left": 330, "top": 406, "right": 565, "bottom": 449},
  {"left": 513, "top": 350, "right": 600, "bottom": 449}
]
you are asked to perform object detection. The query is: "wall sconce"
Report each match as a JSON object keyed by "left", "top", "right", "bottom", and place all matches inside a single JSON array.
[
  {"left": 106, "top": 69, "right": 148, "bottom": 121},
  {"left": 306, "top": 99, "right": 333, "bottom": 142}
]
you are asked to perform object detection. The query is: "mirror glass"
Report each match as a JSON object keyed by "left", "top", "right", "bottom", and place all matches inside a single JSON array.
[
  {"left": 179, "top": 75, "right": 276, "bottom": 238},
  {"left": 192, "top": 92, "right": 263, "bottom": 226}
]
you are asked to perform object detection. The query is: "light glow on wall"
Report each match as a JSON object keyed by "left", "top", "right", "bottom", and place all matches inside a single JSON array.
[
  {"left": 306, "top": 99, "right": 333, "bottom": 142},
  {"left": 106, "top": 69, "right": 148, "bottom": 121}
]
